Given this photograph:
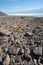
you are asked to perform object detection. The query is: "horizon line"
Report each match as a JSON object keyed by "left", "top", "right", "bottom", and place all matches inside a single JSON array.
[{"left": 8, "top": 13, "right": 43, "bottom": 17}]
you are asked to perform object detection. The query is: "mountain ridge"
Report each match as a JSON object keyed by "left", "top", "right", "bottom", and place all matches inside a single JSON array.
[
  {"left": 10, "top": 8, "right": 43, "bottom": 14},
  {"left": 0, "top": 11, "right": 7, "bottom": 16}
]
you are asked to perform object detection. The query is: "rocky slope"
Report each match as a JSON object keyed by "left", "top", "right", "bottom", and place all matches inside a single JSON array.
[
  {"left": 0, "top": 16, "right": 43, "bottom": 65},
  {"left": 0, "top": 11, "right": 7, "bottom": 16}
]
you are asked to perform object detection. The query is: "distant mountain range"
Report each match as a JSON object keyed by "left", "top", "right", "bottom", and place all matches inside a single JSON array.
[
  {"left": 15, "top": 8, "right": 43, "bottom": 13},
  {"left": 11, "top": 8, "right": 43, "bottom": 14},
  {"left": 0, "top": 8, "right": 43, "bottom": 16},
  {"left": 0, "top": 11, "right": 7, "bottom": 16},
  {"left": 25, "top": 8, "right": 43, "bottom": 13}
]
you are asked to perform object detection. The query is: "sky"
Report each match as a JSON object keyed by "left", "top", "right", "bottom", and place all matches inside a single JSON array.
[{"left": 0, "top": 0, "right": 43, "bottom": 14}]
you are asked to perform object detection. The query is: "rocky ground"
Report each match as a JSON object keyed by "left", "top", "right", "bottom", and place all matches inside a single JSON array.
[{"left": 0, "top": 16, "right": 43, "bottom": 65}]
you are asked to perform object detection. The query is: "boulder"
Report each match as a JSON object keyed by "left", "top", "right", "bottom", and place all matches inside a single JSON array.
[
  {"left": 8, "top": 46, "right": 20, "bottom": 55},
  {"left": 3, "top": 54, "right": 10, "bottom": 65}
]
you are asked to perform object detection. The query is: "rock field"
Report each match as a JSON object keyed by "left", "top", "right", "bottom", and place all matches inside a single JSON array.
[{"left": 0, "top": 16, "right": 43, "bottom": 65}]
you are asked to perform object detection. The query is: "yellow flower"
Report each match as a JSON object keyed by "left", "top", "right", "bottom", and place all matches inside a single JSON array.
[
  {"left": 19, "top": 29, "right": 23, "bottom": 32},
  {"left": 12, "top": 25, "right": 19, "bottom": 29}
]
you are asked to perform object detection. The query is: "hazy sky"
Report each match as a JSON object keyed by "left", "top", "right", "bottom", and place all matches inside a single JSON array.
[{"left": 0, "top": 0, "right": 43, "bottom": 14}]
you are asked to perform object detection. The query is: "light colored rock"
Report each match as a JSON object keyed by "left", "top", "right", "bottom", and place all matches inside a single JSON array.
[
  {"left": 4, "top": 29, "right": 11, "bottom": 35},
  {"left": 27, "top": 32, "right": 33, "bottom": 36},
  {"left": 0, "top": 28, "right": 11, "bottom": 35},
  {"left": 3, "top": 54, "right": 10, "bottom": 65},
  {"left": 26, "top": 48, "right": 30, "bottom": 54},
  {"left": 33, "top": 46, "right": 42, "bottom": 55}
]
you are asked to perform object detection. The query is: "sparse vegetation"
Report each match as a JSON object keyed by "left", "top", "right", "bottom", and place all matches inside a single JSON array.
[{"left": 0, "top": 16, "right": 43, "bottom": 65}]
